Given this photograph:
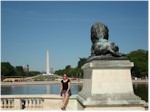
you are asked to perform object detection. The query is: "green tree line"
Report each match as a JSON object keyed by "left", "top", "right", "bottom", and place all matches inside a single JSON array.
[
  {"left": 55, "top": 58, "right": 86, "bottom": 78},
  {"left": 126, "top": 49, "right": 148, "bottom": 78},
  {"left": 1, "top": 62, "right": 40, "bottom": 77},
  {"left": 55, "top": 49, "right": 148, "bottom": 78}
]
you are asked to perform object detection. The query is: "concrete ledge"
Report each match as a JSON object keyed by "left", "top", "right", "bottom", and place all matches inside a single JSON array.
[
  {"left": 1, "top": 94, "right": 77, "bottom": 99},
  {"left": 84, "top": 106, "right": 146, "bottom": 110},
  {"left": 82, "top": 60, "right": 134, "bottom": 69}
]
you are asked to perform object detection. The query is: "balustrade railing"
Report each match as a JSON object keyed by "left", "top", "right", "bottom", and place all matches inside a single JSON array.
[
  {"left": 1, "top": 95, "right": 77, "bottom": 110},
  {"left": 22, "top": 98, "right": 43, "bottom": 110},
  {"left": 1, "top": 94, "right": 147, "bottom": 110},
  {"left": 1, "top": 95, "right": 44, "bottom": 110},
  {"left": 1, "top": 99, "right": 14, "bottom": 109}
]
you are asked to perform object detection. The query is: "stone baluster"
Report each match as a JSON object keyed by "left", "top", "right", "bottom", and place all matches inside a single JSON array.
[
  {"left": 3, "top": 99, "right": 7, "bottom": 109},
  {"left": 34, "top": 99, "right": 37, "bottom": 109},
  {"left": 32, "top": 99, "right": 35, "bottom": 109},
  {"left": 41, "top": 99, "right": 43, "bottom": 108},
  {"left": 11, "top": 99, "right": 14, "bottom": 108},
  {"left": 38, "top": 99, "right": 40, "bottom": 108},
  {"left": 31, "top": 99, "right": 34, "bottom": 109},
  {"left": 7, "top": 99, "right": 11, "bottom": 108},
  {"left": 8, "top": 99, "right": 14, "bottom": 109},
  {"left": 35, "top": 99, "right": 38, "bottom": 109},
  {"left": 1, "top": 99, "right": 4, "bottom": 109},
  {"left": 6, "top": 99, "right": 8, "bottom": 109},
  {"left": 9, "top": 99, "right": 12, "bottom": 108},
  {"left": 28, "top": 99, "right": 32, "bottom": 109},
  {"left": 25, "top": 99, "right": 29, "bottom": 109},
  {"left": 39, "top": 99, "right": 43, "bottom": 108},
  {"left": 36, "top": 99, "right": 40, "bottom": 108}
]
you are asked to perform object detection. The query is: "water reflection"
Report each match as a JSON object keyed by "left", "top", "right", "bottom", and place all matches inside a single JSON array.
[
  {"left": 46, "top": 85, "right": 50, "bottom": 94},
  {"left": 133, "top": 83, "right": 148, "bottom": 102}
]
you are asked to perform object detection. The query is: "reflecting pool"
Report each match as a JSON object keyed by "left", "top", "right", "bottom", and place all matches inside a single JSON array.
[{"left": 1, "top": 83, "right": 148, "bottom": 102}]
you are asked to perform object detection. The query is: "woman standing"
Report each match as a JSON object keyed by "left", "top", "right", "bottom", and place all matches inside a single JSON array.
[{"left": 60, "top": 74, "right": 71, "bottom": 110}]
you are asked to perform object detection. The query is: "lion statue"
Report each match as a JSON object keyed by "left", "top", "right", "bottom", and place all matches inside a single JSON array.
[{"left": 91, "top": 22, "right": 120, "bottom": 57}]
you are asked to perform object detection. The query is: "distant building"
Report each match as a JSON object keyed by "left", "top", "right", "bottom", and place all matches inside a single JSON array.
[
  {"left": 27, "top": 65, "right": 29, "bottom": 72},
  {"left": 23, "top": 65, "right": 29, "bottom": 72}
]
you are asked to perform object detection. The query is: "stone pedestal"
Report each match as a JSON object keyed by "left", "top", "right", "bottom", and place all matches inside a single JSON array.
[{"left": 77, "top": 59, "right": 146, "bottom": 110}]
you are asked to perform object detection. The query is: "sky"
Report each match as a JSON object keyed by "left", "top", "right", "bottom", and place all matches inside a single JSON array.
[{"left": 1, "top": 1, "right": 148, "bottom": 72}]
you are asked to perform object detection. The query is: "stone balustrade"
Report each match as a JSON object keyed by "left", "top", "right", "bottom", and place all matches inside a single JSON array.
[
  {"left": 1, "top": 94, "right": 147, "bottom": 110},
  {"left": 22, "top": 98, "right": 43, "bottom": 110},
  {"left": 1, "top": 99, "right": 14, "bottom": 109},
  {"left": 1, "top": 94, "right": 78, "bottom": 110}
]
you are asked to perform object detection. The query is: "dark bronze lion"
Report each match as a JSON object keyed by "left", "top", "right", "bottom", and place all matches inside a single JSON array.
[{"left": 91, "top": 22, "right": 120, "bottom": 57}]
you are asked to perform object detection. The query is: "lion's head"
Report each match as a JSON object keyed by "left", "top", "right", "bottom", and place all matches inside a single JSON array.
[{"left": 91, "top": 22, "right": 109, "bottom": 44}]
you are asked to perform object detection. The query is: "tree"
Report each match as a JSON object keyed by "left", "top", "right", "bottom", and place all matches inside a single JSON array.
[
  {"left": 29, "top": 71, "right": 41, "bottom": 76},
  {"left": 127, "top": 49, "right": 148, "bottom": 78},
  {"left": 54, "top": 58, "right": 86, "bottom": 78},
  {"left": 76, "top": 58, "right": 86, "bottom": 78},
  {"left": 55, "top": 69, "right": 65, "bottom": 76},
  {"left": 67, "top": 68, "right": 75, "bottom": 77},
  {"left": 75, "top": 67, "right": 83, "bottom": 78},
  {"left": 65, "top": 65, "right": 71, "bottom": 70},
  {"left": 15, "top": 66, "right": 26, "bottom": 76},
  {"left": 78, "top": 58, "right": 87, "bottom": 68},
  {"left": 1, "top": 62, "right": 16, "bottom": 76}
]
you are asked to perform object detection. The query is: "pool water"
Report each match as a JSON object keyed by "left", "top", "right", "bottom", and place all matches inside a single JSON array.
[
  {"left": 1, "top": 83, "right": 148, "bottom": 102},
  {"left": 1, "top": 84, "right": 82, "bottom": 95}
]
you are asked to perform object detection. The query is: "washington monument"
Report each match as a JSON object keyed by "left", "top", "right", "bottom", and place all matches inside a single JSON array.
[{"left": 46, "top": 50, "right": 50, "bottom": 75}]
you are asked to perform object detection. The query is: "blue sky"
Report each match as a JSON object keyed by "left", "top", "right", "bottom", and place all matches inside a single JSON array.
[{"left": 1, "top": 1, "right": 148, "bottom": 72}]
